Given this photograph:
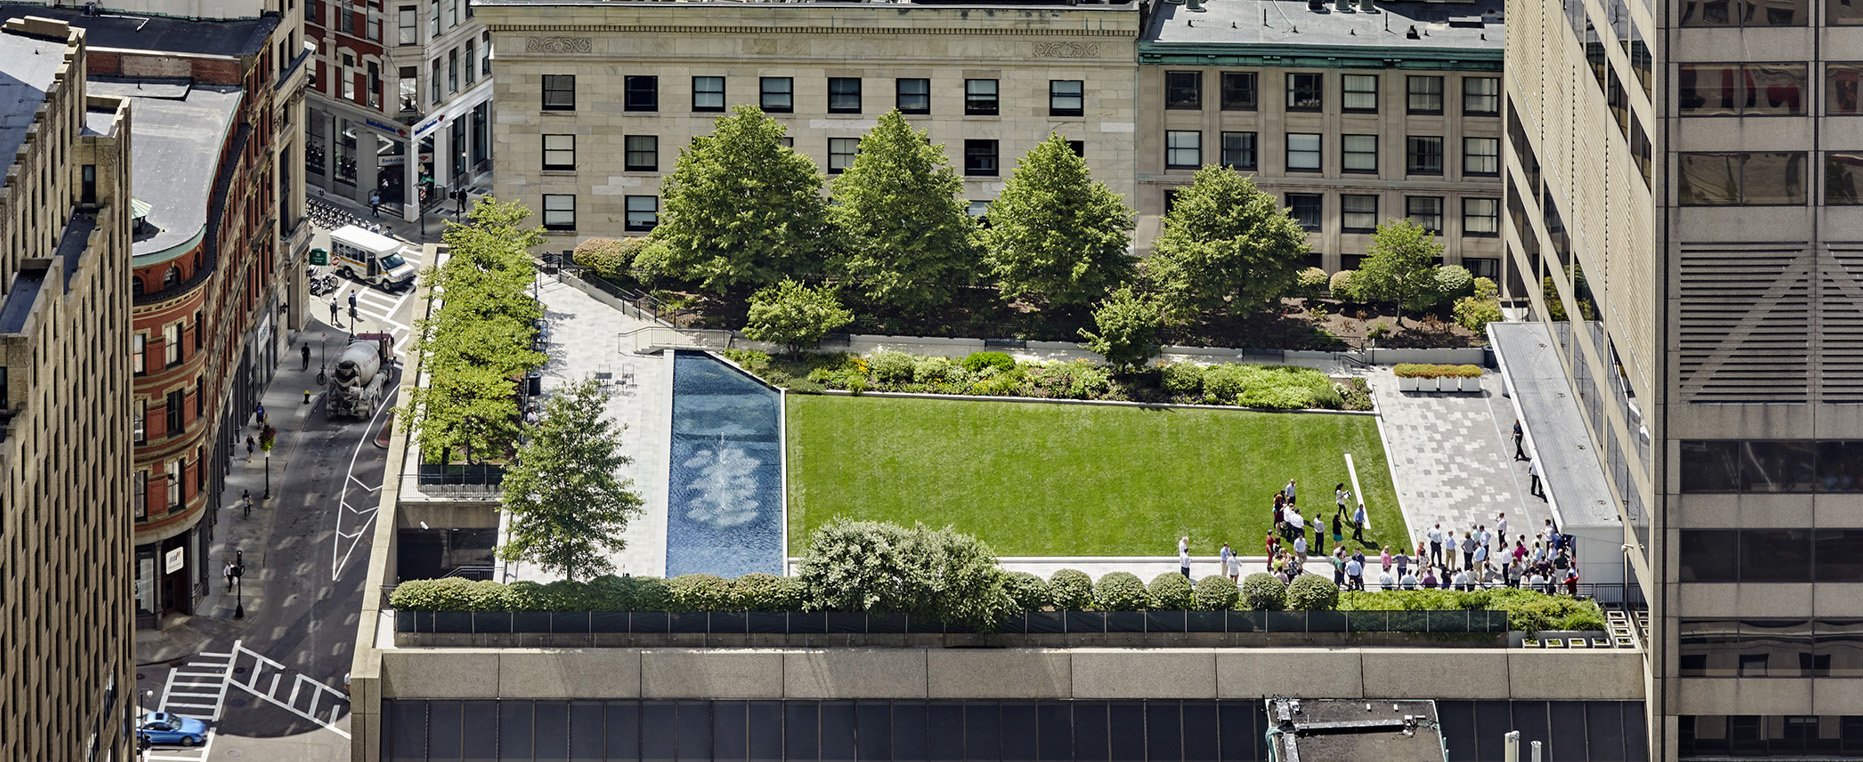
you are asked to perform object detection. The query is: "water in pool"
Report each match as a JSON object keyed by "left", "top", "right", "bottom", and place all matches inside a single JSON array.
[{"left": 665, "top": 351, "right": 785, "bottom": 577}]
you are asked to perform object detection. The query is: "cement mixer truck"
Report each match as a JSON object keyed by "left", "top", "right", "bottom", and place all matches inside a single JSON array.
[{"left": 328, "top": 333, "right": 393, "bottom": 419}]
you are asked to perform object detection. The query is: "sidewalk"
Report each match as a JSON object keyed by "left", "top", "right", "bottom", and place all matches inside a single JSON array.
[
  {"left": 135, "top": 317, "right": 359, "bottom": 666},
  {"left": 308, "top": 185, "right": 471, "bottom": 245}
]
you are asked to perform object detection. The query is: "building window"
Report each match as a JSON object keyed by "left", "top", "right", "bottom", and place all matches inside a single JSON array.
[
  {"left": 80, "top": 164, "right": 95, "bottom": 204},
  {"left": 1286, "top": 193, "right": 1322, "bottom": 231},
  {"left": 1221, "top": 71, "right": 1258, "bottom": 110},
  {"left": 1830, "top": 63, "right": 1863, "bottom": 115},
  {"left": 1679, "top": 63, "right": 1806, "bottom": 116},
  {"left": 541, "top": 74, "right": 575, "bottom": 111},
  {"left": 827, "top": 77, "right": 862, "bottom": 114},
  {"left": 337, "top": 4, "right": 351, "bottom": 33},
  {"left": 624, "top": 196, "right": 658, "bottom": 232},
  {"left": 1287, "top": 73, "right": 1323, "bottom": 111},
  {"left": 965, "top": 79, "right": 999, "bottom": 116},
  {"left": 1067, "top": 140, "right": 1085, "bottom": 157},
  {"left": 1679, "top": 152, "right": 1807, "bottom": 205},
  {"left": 133, "top": 334, "right": 144, "bottom": 375},
  {"left": 397, "top": 5, "right": 415, "bottom": 45},
  {"left": 1406, "top": 196, "right": 1445, "bottom": 233},
  {"left": 1286, "top": 133, "right": 1321, "bottom": 172},
  {"left": 165, "top": 460, "right": 181, "bottom": 507},
  {"left": 1220, "top": 131, "right": 1256, "bottom": 170},
  {"left": 428, "top": 0, "right": 438, "bottom": 36},
  {"left": 164, "top": 323, "right": 181, "bottom": 366},
  {"left": 134, "top": 404, "right": 145, "bottom": 445},
  {"left": 624, "top": 76, "right": 658, "bottom": 112},
  {"left": 1681, "top": 0, "right": 1806, "bottom": 26},
  {"left": 1165, "top": 71, "right": 1201, "bottom": 109},
  {"left": 463, "top": 41, "right": 475, "bottom": 85},
  {"left": 430, "top": 57, "right": 441, "bottom": 104},
  {"left": 1464, "top": 76, "right": 1500, "bottom": 115},
  {"left": 481, "top": 31, "right": 491, "bottom": 76},
  {"left": 692, "top": 76, "right": 725, "bottom": 112},
  {"left": 964, "top": 139, "right": 999, "bottom": 176},
  {"left": 541, "top": 194, "right": 575, "bottom": 231},
  {"left": 896, "top": 78, "right": 930, "bottom": 114},
  {"left": 447, "top": 49, "right": 458, "bottom": 94},
  {"left": 165, "top": 389, "right": 183, "bottom": 436},
  {"left": 194, "top": 312, "right": 203, "bottom": 351},
  {"left": 1464, "top": 137, "right": 1500, "bottom": 176},
  {"left": 1342, "top": 134, "right": 1378, "bottom": 174},
  {"left": 1342, "top": 194, "right": 1378, "bottom": 232},
  {"left": 1049, "top": 80, "right": 1084, "bottom": 117},
  {"left": 760, "top": 77, "right": 793, "bottom": 113},
  {"left": 1342, "top": 74, "right": 1378, "bottom": 112},
  {"left": 1464, "top": 197, "right": 1500, "bottom": 235},
  {"left": 624, "top": 135, "right": 658, "bottom": 172},
  {"left": 542, "top": 134, "right": 574, "bottom": 170},
  {"left": 1406, "top": 75, "right": 1444, "bottom": 114},
  {"left": 1164, "top": 131, "right": 1202, "bottom": 169},
  {"left": 1406, "top": 135, "right": 1445, "bottom": 175},
  {"left": 1827, "top": 152, "right": 1863, "bottom": 204},
  {"left": 828, "top": 137, "right": 858, "bottom": 174}
]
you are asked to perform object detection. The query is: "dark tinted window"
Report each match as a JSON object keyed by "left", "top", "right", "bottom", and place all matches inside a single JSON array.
[
  {"left": 1220, "top": 71, "right": 1257, "bottom": 110},
  {"left": 1740, "top": 530, "right": 1812, "bottom": 581},
  {"left": 1165, "top": 71, "right": 1201, "bottom": 109},
  {"left": 1680, "top": 530, "right": 1740, "bottom": 581}
]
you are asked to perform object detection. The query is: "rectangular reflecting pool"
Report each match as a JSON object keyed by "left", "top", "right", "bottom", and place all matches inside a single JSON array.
[{"left": 665, "top": 351, "right": 785, "bottom": 577}]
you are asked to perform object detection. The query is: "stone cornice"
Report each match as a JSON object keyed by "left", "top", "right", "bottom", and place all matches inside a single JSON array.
[{"left": 486, "top": 24, "right": 1136, "bottom": 37}]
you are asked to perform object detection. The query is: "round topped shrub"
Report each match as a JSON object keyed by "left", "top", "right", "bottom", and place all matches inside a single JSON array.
[
  {"left": 1286, "top": 574, "right": 1341, "bottom": 611},
  {"left": 1329, "top": 269, "right": 1359, "bottom": 301},
  {"left": 1296, "top": 267, "right": 1330, "bottom": 299},
  {"left": 731, "top": 573, "right": 805, "bottom": 611},
  {"left": 1192, "top": 575, "right": 1239, "bottom": 611},
  {"left": 1159, "top": 363, "right": 1204, "bottom": 398},
  {"left": 1093, "top": 571, "right": 1150, "bottom": 611},
  {"left": 1147, "top": 572, "right": 1194, "bottom": 610},
  {"left": 1003, "top": 571, "right": 1054, "bottom": 611},
  {"left": 962, "top": 351, "right": 1016, "bottom": 374},
  {"left": 869, "top": 351, "right": 916, "bottom": 386},
  {"left": 1434, "top": 264, "right": 1475, "bottom": 304},
  {"left": 1049, "top": 569, "right": 1095, "bottom": 610},
  {"left": 667, "top": 574, "right": 735, "bottom": 611},
  {"left": 1239, "top": 573, "right": 1288, "bottom": 611}
]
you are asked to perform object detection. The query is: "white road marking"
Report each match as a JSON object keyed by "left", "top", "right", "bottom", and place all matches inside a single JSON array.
[
  {"left": 330, "top": 383, "right": 396, "bottom": 581},
  {"left": 225, "top": 643, "right": 352, "bottom": 739}
]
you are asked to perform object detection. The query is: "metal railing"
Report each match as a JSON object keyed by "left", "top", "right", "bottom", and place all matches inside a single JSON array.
[
  {"left": 394, "top": 608, "right": 1511, "bottom": 636},
  {"left": 416, "top": 463, "right": 506, "bottom": 486}
]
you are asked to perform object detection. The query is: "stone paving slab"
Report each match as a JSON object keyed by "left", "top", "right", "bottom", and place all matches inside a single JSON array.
[
  {"left": 504, "top": 279, "right": 672, "bottom": 581},
  {"left": 1370, "top": 368, "right": 1552, "bottom": 556}
]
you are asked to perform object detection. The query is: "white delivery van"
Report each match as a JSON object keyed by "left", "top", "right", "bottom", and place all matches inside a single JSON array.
[{"left": 328, "top": 225, "right": 418, "bottom": 290}]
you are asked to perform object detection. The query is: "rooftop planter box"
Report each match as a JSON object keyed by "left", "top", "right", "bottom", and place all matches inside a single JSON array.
[{"left": 1393, "top": 363, "right": 1483, "bottom": 393}]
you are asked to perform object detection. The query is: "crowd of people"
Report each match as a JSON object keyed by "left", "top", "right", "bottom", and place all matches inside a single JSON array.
[{"left": 1193, "top": 479, "right": 1584, "bottom": 597}]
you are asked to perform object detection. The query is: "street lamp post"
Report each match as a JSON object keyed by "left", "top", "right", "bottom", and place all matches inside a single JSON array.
[
  {"left": 233, "top": 549, "right": 245, "bottom": 619},
  {"left": 263, "top": 453, "right": 271, "bottom": 500},
  {"left": 317, "top": 336, "right": 327, "bottom": 386}
]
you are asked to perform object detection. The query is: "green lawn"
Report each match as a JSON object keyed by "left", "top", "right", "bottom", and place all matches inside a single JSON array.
[{"left": 786, "top": 395, "right": 1405, "bottom": 558}]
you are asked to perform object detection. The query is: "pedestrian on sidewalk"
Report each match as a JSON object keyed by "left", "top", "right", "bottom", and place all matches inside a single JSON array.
[
  {"left": 1334, "top": 482, "right": 1348, "bottom": 516},
  {"left": 1428, "top": 523, "right": 1444, "bottom": 566},
  {"left": 255, "top": 403, "right": 266, "bottom": 427},
  {"left": 1331, "top": 511, "right": 1344, "bottom": 549},
  {"left": 348, "top": 289, "right": 359, "bottom": 313},
  {"left": 1529, "top": 459, "right": 1544, "bottom": 497},
  {"left": 1461, "top": 529, "right": 1478, "bottom": 570},
  {"left": 369, "top": 188, "right": 382, "bottom": 218},
  {"left": 1395, "top": 547, "right": 1410, "bottom": 578},
  {"left": 241, "top": 489, "right": 251, "bottom": 518},
  {"left": 1442, "top": 530, "right": 1458, "bottom": 571},
  {"left": 1313, "top": 514, "right": 1327, "bottom": 556},
  {"left": 1264, "top": 532, "right": 1278, "bottom": 570},
  {"left": 1331, "top": 546, "right": 1347, "bottom": 586},
  {"left": 245, "top": 435, "right": 255, "bottom": 460},
  {"left": 1351, "top": 501, "right": 1368, "bottom": 544},
  {"left": 223, "top": 559, "right": 234, "bottom": 592},
  {"left": 1220, "top": 543, "right": 1237, "bottom": 582},
  {"left": 1513, "top": 419, "right": 1527, "bottom": 460},
  {"left": 1179, "top": 546, "right": 1191, "bottom": 579},
  {"left": 1292, "top": 534, "right": 1307, "bottom": 563},
  {"left": 1344, "top": 554, "right": 1364, "bottom": 591},
  {"left": 348, "top": 303, "right": 359, "bottom": 327},
  {"left": 302, "top": 342, "right": 311, "bottom": 370},
  {"left": 329, "top": 297, "right": 341, "bottom": 327}
]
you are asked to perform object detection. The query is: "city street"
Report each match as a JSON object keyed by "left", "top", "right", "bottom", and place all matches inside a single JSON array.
[{"left": 135, "top": 196, "right": 444, "bottom": 761}]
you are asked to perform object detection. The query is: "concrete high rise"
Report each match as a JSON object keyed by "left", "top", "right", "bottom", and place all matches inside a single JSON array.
[
  {"left": 0, "top": 15, "right": 136, "bottom": 761},
  {"left": 1504, "top": 0, "right": 1863, "bottom": 756}
]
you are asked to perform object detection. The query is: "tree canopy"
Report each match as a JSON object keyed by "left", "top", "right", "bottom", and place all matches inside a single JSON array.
[
  {"left": 741, "top": 279, "right": 854, "bottom": 355},
  {"left": 1145, "top": 166, "right": 1309, "bottom": 319},
  {"left": 830, "top": 110, "right": 978, "bottom": 315},
  {"left": 979, "top": 134, "right": 1135, "bottom": 311},
  {"left": 1355, "top": 219, "right": 1444, "bottom": 326},
  {"left": 647, "top": 105, "right": 837, "bottom": 294},
  {"left": 498, "top": 379, "right": 643, "bottom": 582},
  {"left": 1080, "top": 286, "right": 1166, "bottom": 370}
]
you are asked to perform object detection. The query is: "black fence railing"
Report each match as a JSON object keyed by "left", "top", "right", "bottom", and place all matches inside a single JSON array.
[
  {"left": 394, "top": 608, "right": 1511, "bottom": 636},
  {"left": 416, "top": 463, "right": 506, "bottom": 486}
]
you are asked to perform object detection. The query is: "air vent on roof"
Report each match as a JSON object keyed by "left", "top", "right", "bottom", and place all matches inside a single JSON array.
[
  {"left": 1358, "top": 0, "right": 1379, "bottom": 11},
  {"left": 1307, "top": 0, "right": 1329, "bottom": 11}
]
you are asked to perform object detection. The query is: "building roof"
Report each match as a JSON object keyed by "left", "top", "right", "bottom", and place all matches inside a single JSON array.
[
  {"left": 0, "top": 267, "right": 44, "bottom": 333},
  {"left": 0, "top": 23, "right": 66, "bottom": 190},
  {"left": 474, "top": 0, "right": 1136, "bottom": 9},
  {"left": 1489, "top": 321, "right": 1624, "bottom": 531},
  {"left": 1141, "top": 0, "right": 1502, "bottom": 62},
  {"left": 1265, "top": 698, "right": 1446, "bottom": 760},
  {"left": 86, "top": 78, "right": 241, "bottom": 261},
  {"left": 0, "top": 5, "right": 275, "bottom": 57}
]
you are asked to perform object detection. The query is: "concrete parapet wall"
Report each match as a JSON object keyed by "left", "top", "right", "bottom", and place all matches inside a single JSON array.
[{"left": 378, "top": 646, "right": 1646, "bottom": 703}]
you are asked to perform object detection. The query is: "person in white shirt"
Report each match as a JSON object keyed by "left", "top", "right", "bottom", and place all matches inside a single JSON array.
[
  {"left": 1285, "top": 480, "right": 1298, "bottom": 501},
  {"left": 1378, "top": 569, "right": 1395, "bottom": 590},
  {"left": 1452, "top": 568, "right": 1473, "bottom": 591},
  {"left": 1178, "top": 535, "right": 1190, "bottom": 555},
  {"left": 1179, "top": 548, "right": 1191, "bottom": 578},
  {"left": 1428, "top": 524, "right": 1445, "bottom": 566},
  {"left": 1442, "top": 530, "right": 1459, "bottom": 571},
  {"left": 1527, "top": 571, "right": 1547, "bottom": 589},
  {"left": 1495, "top": 513, "right": 1508, "bottom": 547},
  {"left": 1399, "top": 570, "right": 1420, "bottom": 590},
  {"left": 1293, "top": 534, "right": 1308, "bottom": 561}
]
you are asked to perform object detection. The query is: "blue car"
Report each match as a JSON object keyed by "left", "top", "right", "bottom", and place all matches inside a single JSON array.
[{"left": 137, "top": 711, "right": 208, "bottom": 746}]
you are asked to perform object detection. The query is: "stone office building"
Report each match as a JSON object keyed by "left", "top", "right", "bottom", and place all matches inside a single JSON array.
[
  {"left": 476, "top": 0, "right": 1141, "bottom": 250},
  {"left": 0, "top": 16, "right": 136, "bottom": 762},
  {"left": 1136, "top": 0, "right": 1505, "bottom": 274},
  {"left": 1506, "top": 0, "right": 1863, "bottom": 754}
]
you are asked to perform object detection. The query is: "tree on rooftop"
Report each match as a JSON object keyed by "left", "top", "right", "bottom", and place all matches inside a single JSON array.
[
  {"left": 829, "top": 110, "right": 979, "bottom": 316},
  {"left": 1354, "top": 219, "right": 1444, "bottom": 327},
  {"left": 741, "top": 279, "right": 854, "bottom": 355},
  {"left": 1144, "top": 166, "right": 1308, "bottom": 320},
  {"left": 498, "top": 379, "right": 643, "bottom": 582},
  {"left": 980, "top": 134, "right": 1135, "bottom": 312},
  {"left": 647, "top": 105, "right": 837, "bottom": 295}
]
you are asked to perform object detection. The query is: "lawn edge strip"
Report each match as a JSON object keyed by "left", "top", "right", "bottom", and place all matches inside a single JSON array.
[{"left": 812, "top": 388, "right": 1378, "bottom": 416}]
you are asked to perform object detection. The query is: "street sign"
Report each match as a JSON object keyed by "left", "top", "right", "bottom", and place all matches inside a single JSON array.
[
  {"left": 164, "top": 547, "right": 184, "bottom": 574},
  {"left": 310, "top": 247, "right": 329, "bottom": 266}
]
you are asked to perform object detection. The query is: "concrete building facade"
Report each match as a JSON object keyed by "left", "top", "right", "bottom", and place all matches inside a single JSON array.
[
  {"left": 0, "top": 16, "right": 136, "bottom": 762},
  {"left": 0, "top": 1, "right": 315, "bottom": 625},
  {"left": 1136, "top": 0, "right": 1505, "bottom": 274},
  {"left": 1505, "top": 0, "right": 1863, "bottom": 755},
  {"left": 305, "top": 0, "right": 493, "bottom": 219},
  {"left": 475, "top": 0, "right": 1141, "bottom": 250}
]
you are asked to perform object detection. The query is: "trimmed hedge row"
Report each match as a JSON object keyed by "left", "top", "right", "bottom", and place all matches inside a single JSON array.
[{"left": 1392, "top": 363, "right": 1483, "bottom": 379}]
